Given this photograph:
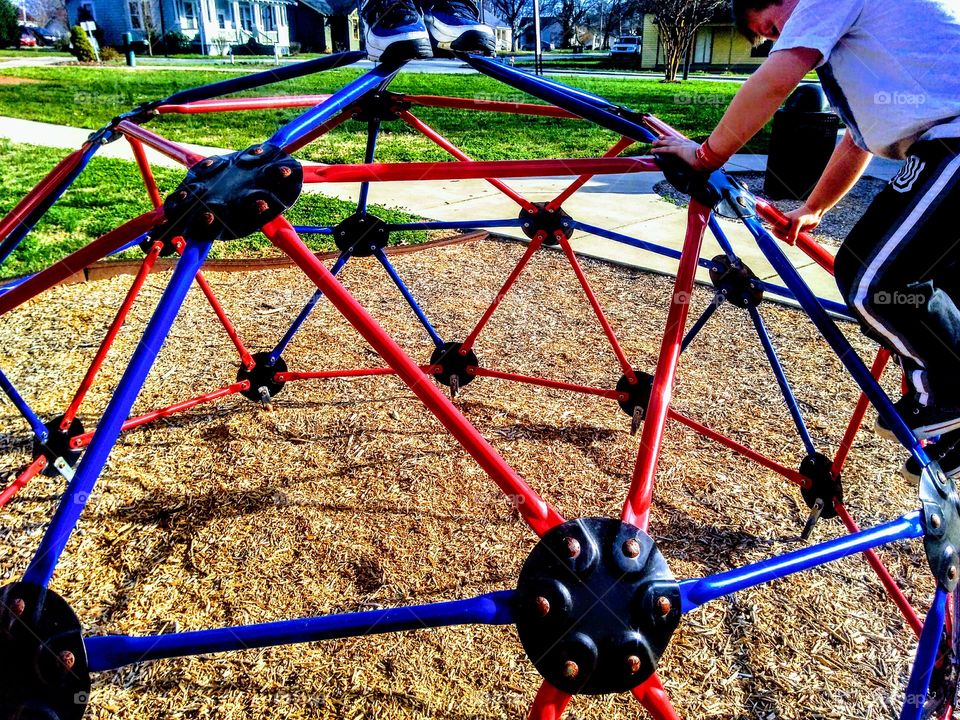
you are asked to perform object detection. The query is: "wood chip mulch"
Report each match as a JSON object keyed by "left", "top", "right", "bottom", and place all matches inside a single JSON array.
[{"left": 0, "top": 236, "right": 929, "bottom": 719}]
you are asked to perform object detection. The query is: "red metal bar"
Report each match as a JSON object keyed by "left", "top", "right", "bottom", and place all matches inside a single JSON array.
[
  {"left": 754, "top": 199, "right": 835, "bottom": 275},
  {"left": 398, "top": 110, "right": 536, "bottom": 211},
  {"left": 667, "top": 408, "right": 810, "bottom": 488},
  {"left": 622, "top": 202, "right": 710, "bottom": 530},
  {"left": 192, "top": 271, "right": 255, "bottom": 371},
  {"left": 835, "top": 501, "right": 923, "bottom": 637},
  {"left": 277, "top": 365, "right": 437, "bottom": 381},
  {"left": 116, "top": 121, "right": 203, "bottom": 167},
  {"left": 0, "top": 146, "right": 89, "bottom": 244},
  {"left": 0, "top": 209, "right": 164, "bottom": 318},
  {"left": 631, "top": 674, "right": 681, "bottom": 720},
  {"left": 60, "top": 242, "right": 163, "bottom": 429},
  {"left": 556, "top": 233, "right": 637, "bottom": 383},
  {"left": 126, "top": 136, "right": 164, "bottom": 209},
  {"left": 264, "top": 216, "right": 565, "bottom": 538},
  {"left": 527, "top": 681, "right": 572, "bottom": 720},
  {"left": 400, "top": 94, "right": 581, "bottom": 119},
  {"left": 0, "top": 455, "right": 48, "bottom": 509},
  {"left": 71, "top": 381, "right": 250, "bottom": 449},
  {"left": 547, "top": 137, "right": 635, "bottom": 211},
  {"left": 832, "top": 348, "right": 891, "bottom": 477},
  {"left": 284, "top": 110, "right": 353, "bottom": 156},
  {"left": 468, "top": 367, "right": 627, "bottom": 401},
  {"left": 158, "top": 95, "right": 333, "bottom": 114},
  {"left": 461, "top": 232, "right": 546, "bottom": 352},
  {"left": 303, "top": 155, "right": 662, "bottom": 185}
]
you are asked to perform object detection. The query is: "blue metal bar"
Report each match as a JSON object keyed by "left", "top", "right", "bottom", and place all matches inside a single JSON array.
[
  {"left": 573, "top": 221, "right": 682, "bottom": 263},
  {"left": 161, "top": 51, "right": 366, "bottom": 107},
  {"left": 707, "top": 215, "right": 740, "bottom": 262},
  {"left": 357, "top": 118, "right": 381, "bottom": 215},
  {"left": 85, "top": 589, "right": 515, "bottom": 672},
  {"left": 385, "top": 219, "right": 523, "bottom": 232},
  {"left": 0, "top": 142, "right": 100, "bottom": 268},
  {"left": 679, "top": 511, "right": 924, "bottom": 612},
  {"left": 373, "top": 247, "right": 444, "bottom": 347},
  {"left": 463, "top": 56, "right": 657, "bottom": 144},
  {"left": 269, "top": 252, "right": 350, "bottom": 364},
  {"left": 270, "top": 63, "right": 400, "bottom": 149},
  {"left": 291, "top": 225, "right": 334, "bottom": 234},
  {"left": 0, "top": 366, "right": 48, "bottom": 441},
  {"left": 22, "top": 239, "right": 213, "bottom": 587},
  {"left": 900, "top": 587, "right": 948, "bottom": 720},
  {"left": 680, "top": 294, "right": 723, "bottom": 353},
  {"left": 748, "top": 304, "right": 818, "bottom": 456},
  {"left": 757, "top": 279, "right": 855, "bottom": 319},
  {"left": 465, "top": 55, "right": 632, "bottom": 117},
  {"left": 744, "top": 216, "right": 929, "bottom": 462}
]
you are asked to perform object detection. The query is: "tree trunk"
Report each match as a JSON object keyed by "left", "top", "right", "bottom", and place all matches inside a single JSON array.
[{"left": 662, "top": 39, "right": 684, "bottom": 82}]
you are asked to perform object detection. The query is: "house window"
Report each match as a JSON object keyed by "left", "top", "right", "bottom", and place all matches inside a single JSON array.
[
  {"left": 751, "top": 39, "right": 773, "bottom": 57},
  {"left": 352, "top": 17, "right": 359, "bottom": 40},
  {"left": 239, "top": 1, "right": 254, "bottom": 31},
  {"left": 215, "top": 0, "right": 233, "bottom": 28},
  {"left": 128, "top": 0, "right": 144, "bottom": 30},
  {"left": 692, "top": 28, "right": 712, "bottom": 64},
  {"left": 78, "top": 1, "right": 96, "bottom": 21},
  {"left": 179, "top": 0, "right": 199, "bottom": 29},
  {"left": 260, "top": 4, "right": 276, "bottom": 31}
]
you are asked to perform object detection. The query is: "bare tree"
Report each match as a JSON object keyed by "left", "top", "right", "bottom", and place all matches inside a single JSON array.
[
  {"left": 544, "top": 0, "right": 590, "bottom": 48},
  {"left": 649, "top": 0, "right": 725, "bottom": 81},
  {"left": 25, "top": 0, "right": 66, "bottom": 25},
  {"left": 490, "top": 0, "right": 527, "bottom": 50}
]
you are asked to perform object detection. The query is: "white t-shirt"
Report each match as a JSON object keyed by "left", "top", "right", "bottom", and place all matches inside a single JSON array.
[{"left": 772, "top": 0, "right": 960, "bottom": 159}]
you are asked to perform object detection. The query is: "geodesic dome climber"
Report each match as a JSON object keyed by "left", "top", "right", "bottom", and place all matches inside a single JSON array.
[{"left": 0, "top": 50, "right": 958, "bottom": 719}]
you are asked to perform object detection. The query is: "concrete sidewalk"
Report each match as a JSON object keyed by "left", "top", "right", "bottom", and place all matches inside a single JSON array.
[{"left": 0, "top": 114, "right": 903, "bottom": 305}]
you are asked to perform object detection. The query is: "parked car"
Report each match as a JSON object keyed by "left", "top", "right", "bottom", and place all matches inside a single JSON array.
[
  {"left": 19, "top": 25, "right": 58, "bottom": 46},
  {"left": 610, "top": 35, "right": 641, "bottom": 61}
]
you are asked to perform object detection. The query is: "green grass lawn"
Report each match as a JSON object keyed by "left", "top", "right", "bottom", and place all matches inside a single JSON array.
[
  {"left": 0, "top": 65, "right": 769, "bottom": 164},
  {"left": 0, "top": 140, "right": 423, "bottom": 280}
]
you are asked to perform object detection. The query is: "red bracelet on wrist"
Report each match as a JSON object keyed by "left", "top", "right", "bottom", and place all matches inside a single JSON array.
[{"left": 694, "top": 140, "right": 726, "bottom": 171}]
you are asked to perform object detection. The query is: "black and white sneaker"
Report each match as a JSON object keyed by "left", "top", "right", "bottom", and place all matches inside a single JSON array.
[
  {"left": 361, "top": 0, "right": 433, "bottom": 63},
  {"left": 422, "top": 0, "right": 497, "bottom": 54},
  {"left": 875, "top": 393, "right": 960, "bottom": 442},
  {"left": 902, "top": 430, "right": 960, "bottom": 483}
]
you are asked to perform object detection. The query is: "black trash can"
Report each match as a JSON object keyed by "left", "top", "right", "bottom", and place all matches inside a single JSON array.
[{"left": 764, "top": 84, "right": 840, "bottom": 201}]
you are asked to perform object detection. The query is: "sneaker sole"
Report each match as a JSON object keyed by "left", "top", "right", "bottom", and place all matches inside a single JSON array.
[
  {"left": 368, "top": 37, "right": 433, "bottom": 63},
  {"left": 875, "top": 415, "right": 960, "bottom": 442},
  {"left": 901, "top": 457, "right": 960, "bottom": 484}
]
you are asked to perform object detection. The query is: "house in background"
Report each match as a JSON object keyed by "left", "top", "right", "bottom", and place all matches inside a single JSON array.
[
  {"left": 633, "top": 11, "right": 768, "bottom": 73},
  {"left": 518, "top": 15, "right": 560, "bottom": 51},
  {"left": 289, "top": 0, "right": 359, "bottom": 54},
  {"left": 66, "top": 0, "right": 294, "bottom": 54}
]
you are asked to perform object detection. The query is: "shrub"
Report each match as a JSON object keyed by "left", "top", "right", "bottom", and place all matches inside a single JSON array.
[
  {"left": 69, "top": 25, "right": 97, "bottom": 61},
  {"left": 0, "top": 0, "right": 17, "bottom": 48},
  {"left": 288, "top": 41, "right": 301, "bottom": 55},
  {"left": 163, "top": 30, "right": 191, "bottom": 54},
  {"left": 100, "top": 46, "right": 121, "bottom": 62}
]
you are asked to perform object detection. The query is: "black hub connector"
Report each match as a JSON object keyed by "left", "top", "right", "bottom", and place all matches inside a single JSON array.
[
  {"left": 518, "top": 202, "right": 575, "bottom": 247},
  {"left": 919, "top": 462, "right": 960, "bottom": 592},
  {"left": 429, "top": 342, "right": 478, "bottom": 390},
  {"left": 138, "top": 233, "right": 180, "bottom": 258},
  {"left": 616, "top": 371, "right": 654, "bottom": 419},
  {"left": 32, "top": 415, "right": 84, "bottom": 478},
  {"left": 799, "top": 452, "right": 842, "bottom": 520},
  {"left": 160, "top": 143, "right": 302, "bottom": 243},
  {"left": 237, "top": 352, "right": 287, "bottom": 403},
  {"left": 515, "top": 517, "right": 680, "bottom": 695},
  {"left": 0, "top": 582, "right": 90, "bottom": 720},
  {"left": 350, "top": 92, "right": 411, "bottom": 123},
  {"left": 708, "top": 255, "right": 764, "bottom": 308},
  {"left": 333, "top": 212, "right": 389, "bottom": 258}
]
